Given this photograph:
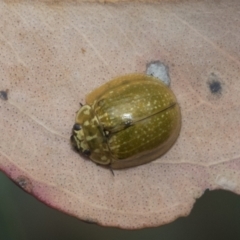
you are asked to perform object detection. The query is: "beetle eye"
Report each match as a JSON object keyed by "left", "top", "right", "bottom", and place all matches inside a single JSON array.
[
  {"left": 73, "top": 123, "right": 81, "bottom": 131},
  {"left": 83, "top": 149, "right": 91, "bottom": 156}
]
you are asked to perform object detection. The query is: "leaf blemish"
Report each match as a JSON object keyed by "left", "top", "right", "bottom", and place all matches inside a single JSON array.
[
  {"left": 0, "top": 89, "right": 9, "bottom": 101},
  {"left": 16, "top": 175, "right": 33, "bottom": 193},
  {"left": 207, "top": 73, "right": 222, "bottom": 95}
]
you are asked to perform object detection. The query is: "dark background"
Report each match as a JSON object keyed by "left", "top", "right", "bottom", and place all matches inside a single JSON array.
[{"left": 1, "top": 171, "right": 240, "bottom": 240}]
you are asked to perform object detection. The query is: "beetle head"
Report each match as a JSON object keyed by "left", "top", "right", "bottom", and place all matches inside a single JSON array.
[{"left": 71, "top": 123, "right": 91, "bottom": 157}]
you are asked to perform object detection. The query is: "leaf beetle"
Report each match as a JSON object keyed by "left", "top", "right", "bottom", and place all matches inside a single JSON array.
[{"left": 71, "top": 74, "right": 181, "bottom": 169}]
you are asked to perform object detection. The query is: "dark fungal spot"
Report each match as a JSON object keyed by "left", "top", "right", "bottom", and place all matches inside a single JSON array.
[
  {"left": 209, "top": 80, "right": 222, "bottom": 94},
  {"left": 15, "top": 175, "right": 33, "bottom": 193},
  {"left": 207, "top": 73, "right": 222, "bottom": 95},
  {"left": 0, "top": 89, "right": 9, "bottom": 100}
]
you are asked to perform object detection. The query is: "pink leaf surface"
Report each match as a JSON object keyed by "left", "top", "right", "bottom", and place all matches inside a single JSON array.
[{"left": 0, "top": 0, "right": 240, "bottom": 229}]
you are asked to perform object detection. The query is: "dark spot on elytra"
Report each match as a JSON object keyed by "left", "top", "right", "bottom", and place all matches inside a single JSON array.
[
  {"left": 207, "top": 73, "right": 222, "bottom": 95},
  {"left": 124, "top": 119, "right": 133, "bottom": 127},
  {"left": 0, "top": 89, "right": 9, "bottom": 100}
]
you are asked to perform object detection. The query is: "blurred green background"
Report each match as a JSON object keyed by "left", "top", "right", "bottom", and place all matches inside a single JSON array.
[{"left": 1, "top": 171, "right": 240, "bottom": 240}]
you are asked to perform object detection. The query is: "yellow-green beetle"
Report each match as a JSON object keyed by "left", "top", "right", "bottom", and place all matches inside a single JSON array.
[{"left": 71, "top": 74, "right": 181, "bottom": 169}]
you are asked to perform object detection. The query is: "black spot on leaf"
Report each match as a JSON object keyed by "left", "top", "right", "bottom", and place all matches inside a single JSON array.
[
  {"left": 207, "top": 73, "right": 222, "bottom": 95},
  {"left": 0, "top": 89, "right": 9, "bottom": 100},
  {"left": 15, "top": 175, "right": 33, "bottom": 193},
  {"left": 209, "top": 80, "right": 221, "bottom": 94}
]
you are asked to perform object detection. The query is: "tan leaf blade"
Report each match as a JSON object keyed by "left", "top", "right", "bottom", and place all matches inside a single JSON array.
[{"left": 0, "top": 0, "right": 239, "bottom": 229}]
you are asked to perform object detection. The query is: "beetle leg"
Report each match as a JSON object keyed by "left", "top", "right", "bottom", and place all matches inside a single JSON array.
[{"left": 109, "top": 165, "right": 115, "bottom": 176}]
